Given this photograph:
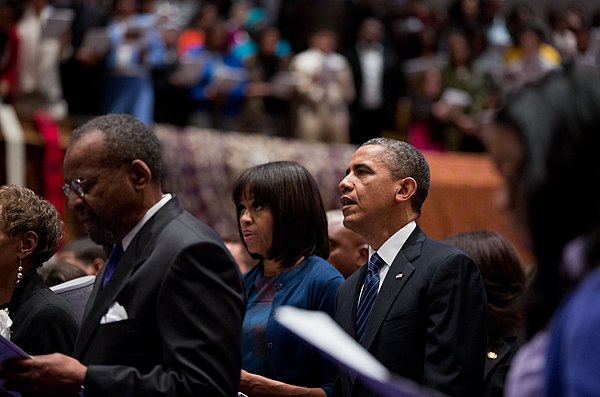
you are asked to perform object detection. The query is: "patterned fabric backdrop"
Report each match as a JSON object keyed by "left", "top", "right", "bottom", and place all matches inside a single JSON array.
[{"left": 155, "top": 124, "right": 358, "bottom": 239}]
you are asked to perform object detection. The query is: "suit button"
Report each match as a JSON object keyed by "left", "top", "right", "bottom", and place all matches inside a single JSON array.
[
  {"left": 276, "top": 283, "right": 283, "bottom": 290},
  {"left": 267, "top": 342, "right": 273, "bottom": 348}
]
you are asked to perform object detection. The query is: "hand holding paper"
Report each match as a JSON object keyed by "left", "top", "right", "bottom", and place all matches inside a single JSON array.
[
  {"left": 274, "top": 306, "right": 444, "bottom": 397},
  {"left": 0, "top": 353, "right": 86, "bottom": 397}
]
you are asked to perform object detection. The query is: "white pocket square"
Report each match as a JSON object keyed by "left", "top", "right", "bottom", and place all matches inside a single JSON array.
[{"left": 100, "top": 302, "right": 128, "bottom": 324}]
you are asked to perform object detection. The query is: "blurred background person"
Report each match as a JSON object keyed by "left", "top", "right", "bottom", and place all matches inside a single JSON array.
[
  {"left": 39, "top": 260, "right": 87, "bottom": 287},
  {"left": 290, "top": 28, "right": 354, "bottom": 142},
  {"left": 443, "top": 229, "right": 527, "bottom": 397},
  {"left": 326, "top": 209, "right": 367, "bottom": 279},
  {"left": 102, "top": 0, "right": 166, "bottom": 125},
  {"left": 0, "top": 185, "right": 78, "bottom": 354},
  {"left": 222, "top": 233, "right": 257, "bottom": 274},
  {"left": 0, "top": 0, "right": 22, "bottom": 104},
  {"left": 185, "top": 20, "right": 249, "bottom": 131},
  {"left": 51, "top": 236, "right": 107, "bottom": 275},
  {"left": 502, "top": 19, "right": 561, "bottom": 93},
  {"left": 233, "top": 161, "right": 344, "bottom": 397},
  {"left": 344, "top": 17, "right": 404, "bottom": 144},
  {"left": 15, "top": 0, "right": 69, "bottom": 120},
  {"left": 238, "top": 25, "right": 294, "bottom": 137},
  {"left": 432, "top": 29, "right": 490, "bottom": 152},
  {"left": 484, "top": 66, "right": 600, "bottom": 397}
]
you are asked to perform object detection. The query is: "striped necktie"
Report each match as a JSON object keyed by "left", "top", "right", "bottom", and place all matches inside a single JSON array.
[{"left": 355, "top": 252, "right": 384, "bottom": 342}]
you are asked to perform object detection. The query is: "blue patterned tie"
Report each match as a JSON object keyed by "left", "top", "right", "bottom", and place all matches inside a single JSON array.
[
  {"left": 102, "top": 241, "right": 124, "bottom": 288},
  {"left": 355, "top": 252, "right": 384, "bottom": 342}
]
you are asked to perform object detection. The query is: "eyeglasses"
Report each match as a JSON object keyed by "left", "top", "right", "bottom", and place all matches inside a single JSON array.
[{"left": 62, "top": 168, "right": 113, "bottom": 198}]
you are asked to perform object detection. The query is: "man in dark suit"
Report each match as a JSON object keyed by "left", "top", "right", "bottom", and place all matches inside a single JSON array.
[
  {"left": 334, "top": 137, "right": 488, "bottom": 397},
  {"left": 344, "top": 18, "right": 405, "bottom": 144},
  {"left": 1, "top": 114, "right": 245, "bottom": 396}
]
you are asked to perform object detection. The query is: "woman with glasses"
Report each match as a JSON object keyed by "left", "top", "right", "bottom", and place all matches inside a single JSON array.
[{"left": 0, "top": 185, "right": 79, "bottom": 354}]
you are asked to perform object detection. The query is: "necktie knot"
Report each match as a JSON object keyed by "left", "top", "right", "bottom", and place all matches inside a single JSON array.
[{"left": 368, "top": 252, "right": 384, "bottom": 274}]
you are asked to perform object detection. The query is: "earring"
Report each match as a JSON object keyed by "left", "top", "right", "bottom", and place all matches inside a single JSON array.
[{"left": 16, "top": 256, "right": 23, "bottom": 284}]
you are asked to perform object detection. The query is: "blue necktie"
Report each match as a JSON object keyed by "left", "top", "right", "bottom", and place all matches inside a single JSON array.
[
  {"left": 356, "top": 252, "right": 384, "bottom": 343},
  {"left": 102, "top": 241, "right": 124, "bottom": 288}
]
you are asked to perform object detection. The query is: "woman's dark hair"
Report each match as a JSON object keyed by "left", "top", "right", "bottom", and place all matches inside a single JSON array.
[
  {"left": 493, "top": 65, "right": 600, "bottom": 338},
  {"left": 443, "top": 230, "right": 526, "bottom": 345},
  {"left": 232, "top": 161, "right": 329, "bottom": 267}
]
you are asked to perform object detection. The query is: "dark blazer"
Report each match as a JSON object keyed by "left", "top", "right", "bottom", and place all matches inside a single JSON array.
[
  {"left": 483, "top": 331, "right": 520, "bottom": 397},
  {"left": 8, "top": 271, "right": 79, "bottom": 355},
  {"left": 74, "top": 197, "right": 245, "bottom": 397},
  {"left": 345, "top": 42, "right": 404, "bottom": 142},
  {"left": 334, "top": 225, "right": 488, "bottom": 397}
]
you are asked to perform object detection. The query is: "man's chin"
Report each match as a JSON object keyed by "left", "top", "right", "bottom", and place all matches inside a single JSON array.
[{"left": 87, "top": 228, "right": 115, "bottom": 247}]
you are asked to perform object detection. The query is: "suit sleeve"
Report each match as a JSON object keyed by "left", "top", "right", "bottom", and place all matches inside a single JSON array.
[
  {"left": 424, "top": 252, "right": 488, "bottom": 397},
  {"left": 84, "top": 241, "right": 245, "bottom": 397}
]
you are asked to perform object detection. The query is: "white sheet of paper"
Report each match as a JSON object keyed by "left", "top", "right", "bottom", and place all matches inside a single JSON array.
[
  {"left": 274, "top": 306, "right": 443, "bottom": 397},
  {"left": 51, "top": 275, "right": 95, "bottom": 323},
  {"left": 440, "top": 87, "right": 472, "bottom": 108},
  {"left": 42, "top": 8, "right": 75, "bottom": 39},
  {"left": 80, "top": 27, "right": 110, "bottom": 54}
]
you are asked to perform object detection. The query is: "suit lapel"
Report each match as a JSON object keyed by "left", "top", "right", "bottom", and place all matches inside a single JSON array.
[
  {"left": 74, "top": 198, "right": 184, "bottom": 359},
  {"left": 360, "top": 226, "right": 426, "bottom": 349}
]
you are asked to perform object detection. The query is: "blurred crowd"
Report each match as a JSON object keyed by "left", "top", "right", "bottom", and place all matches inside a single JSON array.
[{"left": 1, "top": 0, "right": 600, "bottom": 151}]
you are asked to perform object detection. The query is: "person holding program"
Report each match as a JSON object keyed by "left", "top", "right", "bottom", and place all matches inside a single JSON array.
[
  {"left": 233, "top": 161, "right": 344, "bottom": 397},
  {"left": 334, "top": 137, "right": 488, "bottom": 397},
  {"left": 0, "top": 113, "right": 244, "bottom": 397}
]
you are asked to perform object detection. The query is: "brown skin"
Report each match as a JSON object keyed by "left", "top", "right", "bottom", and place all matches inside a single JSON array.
[
  {"left": 236, "top": 195, "right": 322, "bottom": 396},
  {"left": 0, "top": 129, "right": 163, "bottom": 396},
  {"left": 339, "top": 145, "right": 418, "bottom": 250},
  {"left": 0, "top": 229, "right": 37, "bottom": 305},
  {"left": 326, "top": 210, "right": 367, "bottom": 279}
]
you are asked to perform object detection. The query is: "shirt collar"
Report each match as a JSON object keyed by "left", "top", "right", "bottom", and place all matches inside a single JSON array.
[
  {"left": 121, "top": 194, "right": 172, "bottom": 251},
  {"left": 369, "top": 220, "right": 417, "bottom": 267}
]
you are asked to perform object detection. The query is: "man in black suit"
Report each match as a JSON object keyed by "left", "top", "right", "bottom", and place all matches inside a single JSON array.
[
  {"left": 334, "top": 137, "right": 487, "bottom": 397},
  {"left": 1, "top": 114, "right": 245, "bottom": 396},
  {"left": 344, "top": 18, "right": 405, "bottom": 144}
]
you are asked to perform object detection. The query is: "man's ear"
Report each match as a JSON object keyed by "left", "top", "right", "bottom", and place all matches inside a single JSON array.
[
  {"left": 394, "top": 177, "right": 417, "bottom": 203},
  {"left": 129, "top": 159, "right": 152, "bottom": 189}
]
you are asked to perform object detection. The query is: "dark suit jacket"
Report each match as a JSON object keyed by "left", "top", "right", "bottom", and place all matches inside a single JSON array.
[
  {"left": 74, "top": 197, "right": 245, "bottom": 397},
  {"left": 483, "top": 331, "right": 520, "bottom": 397},
  {"left": 8, "top": 271, "right": 79, "bottom": 355},
  {"left": 345, "top": 43, "right": 404, "bottom": 135},
  {"left": 334, "top": 225, "right": 487, "bottom": 397}
]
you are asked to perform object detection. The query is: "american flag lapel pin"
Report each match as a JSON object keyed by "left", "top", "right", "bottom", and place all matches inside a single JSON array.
[{"left": 395, "top": 273, "right": 403, "bottom": 279}]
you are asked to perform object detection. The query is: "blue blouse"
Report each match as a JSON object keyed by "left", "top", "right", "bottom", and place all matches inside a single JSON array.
[
  {"left": 545, "top": 266, "right": 600, "bottom": 396},
  {"left": 242, "top": 255, "right": 344, "bottom": 396}
]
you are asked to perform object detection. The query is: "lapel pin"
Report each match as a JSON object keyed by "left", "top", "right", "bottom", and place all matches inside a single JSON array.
[{"left": 395, "top": 273, "right": 403, "bottom": 279}]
